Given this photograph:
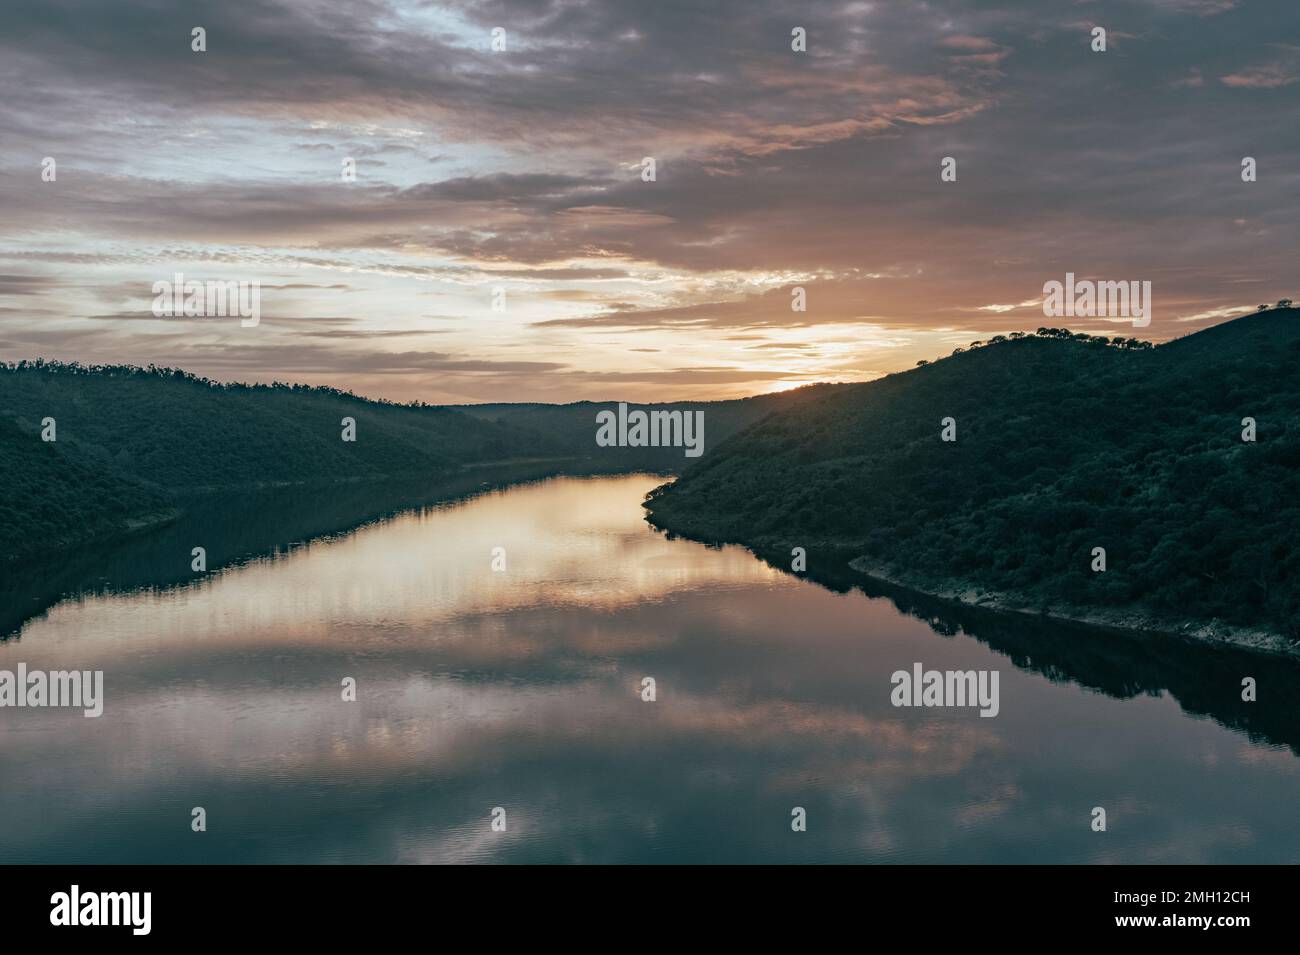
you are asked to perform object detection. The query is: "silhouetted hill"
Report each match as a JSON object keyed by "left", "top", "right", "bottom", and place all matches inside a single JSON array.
[
  {"left": 646, "top": 308, "right": 1300, "bottom": 644},
  {"left": 0, "top": 363, "right": 541, "bottom": 490},
  {"left": 0, "top": 363, "right": 824, "bottom": 561},
  {"left": 0, "top": 363, "right": 558, "bottom": 559}
]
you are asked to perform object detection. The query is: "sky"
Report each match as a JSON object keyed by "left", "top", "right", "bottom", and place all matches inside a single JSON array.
[{"left": 0, "top": 0, "right": 1296, "bottom": 404}]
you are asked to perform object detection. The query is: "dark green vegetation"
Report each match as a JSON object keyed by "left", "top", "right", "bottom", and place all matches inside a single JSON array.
[
  {"left": 0, "top": 363, "right": 544, "bottom": 561},
  {"left": 0, "top": 362, "right": 813, "bottom": 562},
  {"left": 0, "top": 413, "right": 174, "bottom": 559},
  {"left": 646, "top": 308, "right": 1300, "bottom": 638}
]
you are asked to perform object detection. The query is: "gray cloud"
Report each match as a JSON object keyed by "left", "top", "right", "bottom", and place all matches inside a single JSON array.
[{"left": 0, "top": 0, "right": 1296, "bottom": 400}]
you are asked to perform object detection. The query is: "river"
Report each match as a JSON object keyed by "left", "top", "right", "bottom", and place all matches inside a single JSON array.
[{"left": 2, "top": 473, "right": 1298, "bottom": 863}]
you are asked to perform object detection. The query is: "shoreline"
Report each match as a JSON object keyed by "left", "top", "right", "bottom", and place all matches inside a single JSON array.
[
  {"left": 847, "top": 556, "right": 1300, "bottom": 661},
  {"left": 641, "top": 498, "right": 1299, "bottom": 662}
]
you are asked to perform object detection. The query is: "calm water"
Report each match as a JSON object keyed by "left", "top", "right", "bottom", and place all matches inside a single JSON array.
[{"left": 3, "top": 473, "right": 1299, "bottom": 863}]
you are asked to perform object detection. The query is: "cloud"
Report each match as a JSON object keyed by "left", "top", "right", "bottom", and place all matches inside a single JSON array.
[
  {"left": 300, "top": 328, "right": 448, "bottom": 339},
  {"left": 0, "top": 0, "right": 1296, "bottom": 402},
  {"left": 0, "top": 274, "right": 59, "bottom": 295},
  {"left": 1220, "top": 64, "right": 1299, "bottom": 88}
]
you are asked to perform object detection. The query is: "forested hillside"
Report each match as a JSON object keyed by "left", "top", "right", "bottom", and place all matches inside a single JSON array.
[
  {"left": 0, "top": 363, "right": 549, "bottom": 491},
  {"left": 0, "top": 363, "right": 555, "bottom": 559},
  {"left": 0, "top": 363, "right": 816, "bottom": 561},
  {"left": 0, "top": 413, "right": 174, "bottom": 560},
  {"left": 646, "top": 308, "right": 1300, "bottom": 638}
]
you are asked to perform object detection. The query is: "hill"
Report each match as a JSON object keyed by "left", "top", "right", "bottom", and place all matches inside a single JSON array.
[
  {"left": 0, "top": 413, "right": 175, "bottom": 561},
  {"left": 0, "top": 362, "right": 820, "bottom": 561},
  {"left": 0, "top": 363, "right": 556, "bottom": 560},
  {"left": 645, "top": 308, "right": 1300, "bottom": 644},
  {"left": 0, "top": 363, "right": 545, "bottom": 491}
]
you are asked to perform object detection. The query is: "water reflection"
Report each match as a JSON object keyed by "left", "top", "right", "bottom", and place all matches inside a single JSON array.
[{"left": 2, "top": 474, "right": 1297, "bottom": 863}]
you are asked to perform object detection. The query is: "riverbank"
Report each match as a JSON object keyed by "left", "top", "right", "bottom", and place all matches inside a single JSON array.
[
  {"left": 641, "top": 495, "right": 1299, "bottom": 661},
  {"left": 848, "top": 556, "right": 1300, "bottom": 660}
]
